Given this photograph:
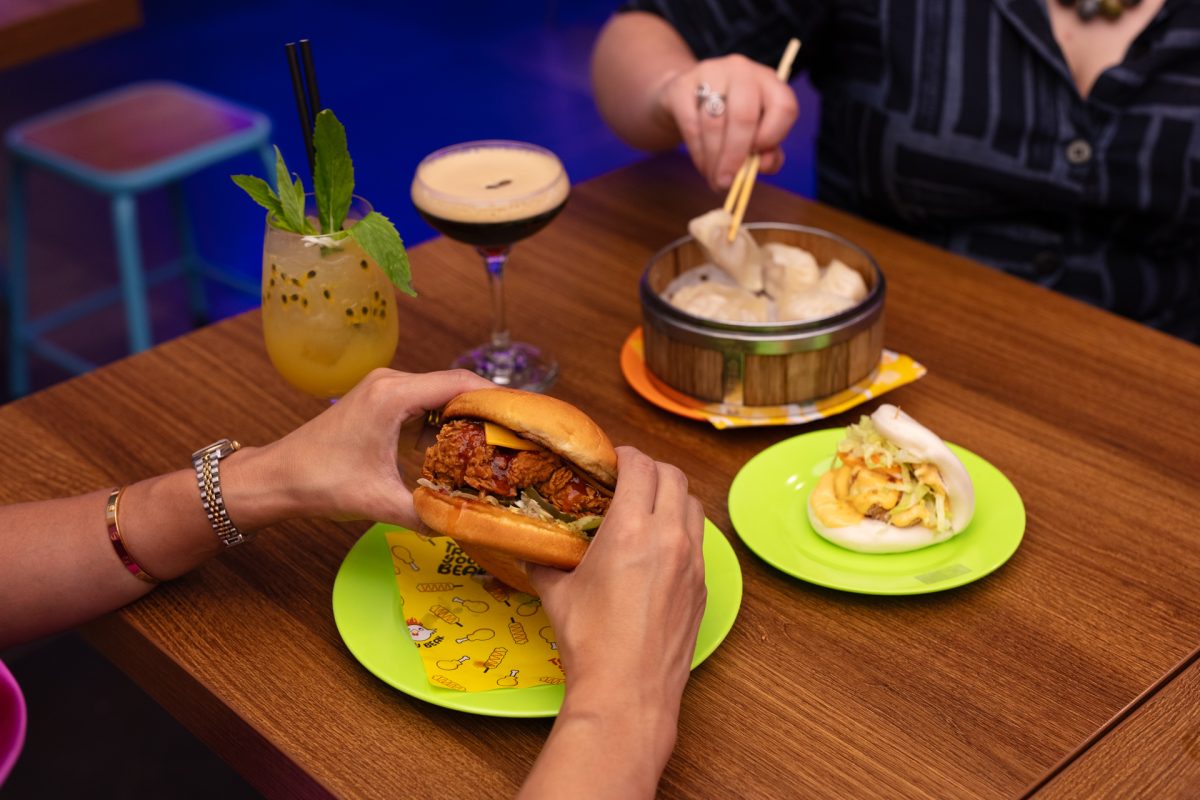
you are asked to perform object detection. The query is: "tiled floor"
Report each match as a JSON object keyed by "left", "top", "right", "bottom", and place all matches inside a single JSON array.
[{"left": 0, "top": 3, "right": 818, "bottom": 796}]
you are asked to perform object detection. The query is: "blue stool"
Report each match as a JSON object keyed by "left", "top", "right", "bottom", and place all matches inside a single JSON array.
[{"left": 5, "top": 80, "right": 274, "bottom": 396}]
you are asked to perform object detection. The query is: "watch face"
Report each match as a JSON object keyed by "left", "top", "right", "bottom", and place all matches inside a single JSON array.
[{"left": 192, "top": 439, "right": 236, "bottom": 461}]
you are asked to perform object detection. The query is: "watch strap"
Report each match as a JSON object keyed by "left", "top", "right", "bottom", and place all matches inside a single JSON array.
[{"left": 191, "top": 438, "right": 250, "bottom": 548}]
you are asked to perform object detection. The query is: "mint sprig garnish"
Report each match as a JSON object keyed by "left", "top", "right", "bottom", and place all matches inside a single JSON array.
[
  {"left": 348, "top": 211, "right": 415, "bottom": 297},
  {"left": 230, "top": 174, "right": 284, "bottom": 222},
  {"left": 230, "top": 109, "right": 415, "bottom": 296},
  {"left": 313, "top": 110, "right": 354, "bottom": 234},
  {"left": 274, "top": 146, "right": 313, "bottom": 235}
]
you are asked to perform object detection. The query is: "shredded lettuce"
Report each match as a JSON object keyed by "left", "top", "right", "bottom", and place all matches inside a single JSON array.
[
  {"left": 835, "top": 417, "right": 952, "bottom": 533},
  {"left": 418, "top": 478, "right": 601, "bottom": 537}
]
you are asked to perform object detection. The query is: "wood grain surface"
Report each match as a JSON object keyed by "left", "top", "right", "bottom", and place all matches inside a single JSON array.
[
  {"left": 2, "top": 154, "right": 1198, "bottom": 798},
  {"left": 1032, "top": 647, "right": 1200, "bottom": 798}
]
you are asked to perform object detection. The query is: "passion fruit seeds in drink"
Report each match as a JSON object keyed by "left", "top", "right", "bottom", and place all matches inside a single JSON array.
[{"left": 233, "top": 110, "right": 414, "bottom": 397}]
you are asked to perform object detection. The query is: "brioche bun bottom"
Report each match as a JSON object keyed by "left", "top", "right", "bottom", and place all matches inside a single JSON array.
[
  {"left": 413, "top": 486, "right": 589, "bottom": 569},
  {"left": 456, "top": 542, "right": 538, "bottom": 597}
]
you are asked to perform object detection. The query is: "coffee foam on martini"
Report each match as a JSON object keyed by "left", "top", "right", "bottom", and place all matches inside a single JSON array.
[{"left": 412, "top": 145, "right": 568, "bottom": 224}]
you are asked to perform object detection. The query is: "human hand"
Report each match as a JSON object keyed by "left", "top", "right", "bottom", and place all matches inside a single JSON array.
[
  {"left": 654, "top": 54, "right": 799, "bottom": 191},
  {"left": 244, "top": 368, "right": 494, "bottom": 528},
  {"left": 527, "top": 447, "right": 706, "bottom": 729}
]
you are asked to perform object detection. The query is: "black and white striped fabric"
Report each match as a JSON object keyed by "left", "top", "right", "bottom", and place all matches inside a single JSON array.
[{"left": 621, "top": 0, "right": 1200, "bottom": 341}]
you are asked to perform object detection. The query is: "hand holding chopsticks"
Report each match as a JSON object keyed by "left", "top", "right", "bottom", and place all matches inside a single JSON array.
[{"left": 724, "top": 38, "right": 801, "bottom": 241}]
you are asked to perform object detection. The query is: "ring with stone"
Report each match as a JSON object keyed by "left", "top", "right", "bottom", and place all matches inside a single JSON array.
[
  {"left": 695, "top": 82, "right": 713, "bottom": 105},
  {"left": 702, "top": 92, "right": 727, "bottom": 118}
]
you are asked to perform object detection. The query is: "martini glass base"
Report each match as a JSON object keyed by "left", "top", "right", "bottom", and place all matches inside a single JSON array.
[{"left": 452, "top": 342, "right": 558, "bottom": 392}]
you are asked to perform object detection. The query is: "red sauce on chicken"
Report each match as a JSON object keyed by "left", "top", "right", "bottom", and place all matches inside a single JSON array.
[{"left": 421, "top": 420, "right": 610, "bottom": 517}]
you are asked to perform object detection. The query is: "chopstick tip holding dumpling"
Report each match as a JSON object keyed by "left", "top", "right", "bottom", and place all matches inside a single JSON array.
[
  {"left": 669, "top": 212, "right": 871, "bottom": 324},
  {"left": 687, "top": 209, "right": 764, "bottom": 293}
]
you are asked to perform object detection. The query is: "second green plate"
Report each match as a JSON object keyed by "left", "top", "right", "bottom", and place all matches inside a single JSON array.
[{"left": 728, "top": 429, "right": 1025, "bottom": 594}]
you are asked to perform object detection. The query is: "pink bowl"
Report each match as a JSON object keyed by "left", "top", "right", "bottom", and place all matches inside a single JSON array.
[{"left": 0, "top": 659, "right": 26, "bottom": 785}]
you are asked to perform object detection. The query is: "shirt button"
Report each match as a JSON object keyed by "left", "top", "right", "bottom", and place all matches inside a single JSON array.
[{"left": 1066, "top": 138, "right": 1093, "bottom": 165}]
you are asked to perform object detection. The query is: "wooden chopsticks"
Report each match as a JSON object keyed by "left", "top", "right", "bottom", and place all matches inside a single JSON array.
[{"left": 725, "top": 38, "right": 802, "bottom": 241}]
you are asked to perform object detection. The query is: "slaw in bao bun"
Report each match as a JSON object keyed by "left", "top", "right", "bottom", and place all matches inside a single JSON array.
[{"left": 807, "top": 404, "right": 975, "bottom": 553}]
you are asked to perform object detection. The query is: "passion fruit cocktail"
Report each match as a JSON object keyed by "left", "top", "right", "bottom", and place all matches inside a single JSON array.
[{"left": 234, "top": 109, "right": 414, "bottom": 398}]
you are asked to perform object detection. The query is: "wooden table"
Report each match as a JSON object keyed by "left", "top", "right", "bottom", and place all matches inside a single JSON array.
[
  {"left": 0, "top": 0, "right": 141, "bottom": 71},
  {"left": 2, "top": 154, "right": 1198, "bottom": 798},
  {"left": 1031, "top": 644, "right": 1200, "bottom": 798}
]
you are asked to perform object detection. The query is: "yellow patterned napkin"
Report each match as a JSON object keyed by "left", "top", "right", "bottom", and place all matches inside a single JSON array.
[
  {"left": 701, "top": 349, "right": 928, "bottom": 429},
  {"left": 388, "top": 530, "right": 564, "bottom": 693},
  {"left": 621, "top": 328, "right": 927, "bottom": 429}
]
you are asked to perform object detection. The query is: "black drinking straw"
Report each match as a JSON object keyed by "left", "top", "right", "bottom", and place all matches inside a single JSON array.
[
  {"left": 284, "top": 40, "right": 319, "bottom": 178},
  {"left": 300, "top": 40, "right": 322, "bottom": 123}
]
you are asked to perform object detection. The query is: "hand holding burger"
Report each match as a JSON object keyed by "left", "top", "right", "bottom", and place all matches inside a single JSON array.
[
  {"left": 413, "top": 388, "right": 707, "bottom": 798},
  {"left": 518, "top": 446, "right": 706, "bottom": 799},
  {"left": 413, "top": 387, "right": 620, "bottom": 595}
]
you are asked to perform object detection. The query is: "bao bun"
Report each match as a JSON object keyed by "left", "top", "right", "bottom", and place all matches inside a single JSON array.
[
  {"left": 807, "top": 404, "right": 975, "bottom": 554},
  {"left": 413, "top": 388, "right": 618, "bottom": 595}
]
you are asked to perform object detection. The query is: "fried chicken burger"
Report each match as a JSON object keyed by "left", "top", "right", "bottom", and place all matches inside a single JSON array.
[
  {"left": 807, "top": 404, "right": 975, "bottom": 553},
  {"left": 413, "top": 388, "right": 616, "bottom": 595}
]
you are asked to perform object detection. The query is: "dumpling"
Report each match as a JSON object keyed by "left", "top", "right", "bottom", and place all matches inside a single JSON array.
[
  {"left": 662, "top": 263, "right": 738, "bottom": 299},
  {"left": 687, "top": 209, "right": 763, "bottom": 293},
  {"left": 670, "top": 282, "right": 771, "bottom": 323},
  {"left": 777, "top": 289, "right": 857, "bottom": 322},
  {"left": 763, "top": 243, "right": 819, "bottom": 298},
  {"left": 816, "top": 258, "right": 868, "bottom": 302}
]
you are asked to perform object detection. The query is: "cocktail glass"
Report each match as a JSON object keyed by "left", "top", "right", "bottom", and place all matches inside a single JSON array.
[
  {"left": 261, "top": 195, "right": 399, "bottom": 398},
  {"left": 411, "top": 140, "right": 568, "bottom": 391}
]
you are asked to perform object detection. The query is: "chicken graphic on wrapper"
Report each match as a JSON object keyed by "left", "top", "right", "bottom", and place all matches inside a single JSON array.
[{"left": 407, "top": 617, "right": 437, "bottom": 643}]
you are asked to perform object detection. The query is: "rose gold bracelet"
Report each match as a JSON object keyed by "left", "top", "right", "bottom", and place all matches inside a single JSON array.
[{"left": 105, "top": 487, "right": 161, "bottom": 585}]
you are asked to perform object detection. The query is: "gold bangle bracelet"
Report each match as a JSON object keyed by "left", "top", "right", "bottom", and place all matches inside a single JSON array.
[{"left": 105, "top": 487, "right": 161, "bottom": 585}]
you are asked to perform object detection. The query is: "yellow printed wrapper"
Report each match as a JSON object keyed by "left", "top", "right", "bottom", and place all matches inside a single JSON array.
[
  {"left": 387, "top": 531, "right": 565, "bottom": 693},
  {"left": 621, "top": 327, "right": 927, "bottom": 429}
]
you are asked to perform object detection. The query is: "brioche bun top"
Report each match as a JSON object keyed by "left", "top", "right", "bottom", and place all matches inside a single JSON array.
[{"left": 442, "top": 388, "right": 618, "bottom": 488}]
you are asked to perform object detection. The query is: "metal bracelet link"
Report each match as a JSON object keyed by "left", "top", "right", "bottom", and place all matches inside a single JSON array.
[{"left": 192, "top": 439, "right": 249, "bottom": 547}]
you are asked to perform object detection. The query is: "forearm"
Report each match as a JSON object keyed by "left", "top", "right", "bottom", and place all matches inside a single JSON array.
[
  {"left": 518, "top": 680, "right": 680, "bottom": 800},
  {"left": 591, "top": 12, "right": 698, "bottom": 151},
  {"left": 0, "top": 445, "right": 295, "bottom": 647}
]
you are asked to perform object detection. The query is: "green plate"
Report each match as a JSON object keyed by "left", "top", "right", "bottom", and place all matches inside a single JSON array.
[
  {"left": 332, "top": 520, "right": 742, "bottom": 717},
  {"left": 728, "top": 429, "right": 1025, "bottom": 594}
]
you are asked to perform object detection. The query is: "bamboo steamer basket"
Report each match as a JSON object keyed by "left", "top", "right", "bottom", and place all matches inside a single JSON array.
[{"left": 639, "top": 223, "right": 885, "bottom": 407}]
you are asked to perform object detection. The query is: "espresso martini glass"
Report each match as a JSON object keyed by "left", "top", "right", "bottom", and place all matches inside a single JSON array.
[{"left": 411, "top": 140, "right": 568, "bottom": 391}]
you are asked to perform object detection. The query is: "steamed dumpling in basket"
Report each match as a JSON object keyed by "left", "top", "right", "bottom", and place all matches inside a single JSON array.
[
  {"left": 687, "top": 209, "right": 764, "bottom": 293},
  {"left": 670, "top": 281, "right": 771, "bottom": 323},
  {"left": 816, "top": 258, "right": 868, "bottom": 302},
  {"left": 776, "top": 289, "right": 857, "bottom": 322},
  {"left": 763, "top": 243, "right": 819, "bottom": 298}
]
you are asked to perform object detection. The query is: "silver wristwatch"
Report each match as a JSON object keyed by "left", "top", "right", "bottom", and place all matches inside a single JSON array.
[{"left": 192, "top": 438, "right": 251, "bottom": 547}]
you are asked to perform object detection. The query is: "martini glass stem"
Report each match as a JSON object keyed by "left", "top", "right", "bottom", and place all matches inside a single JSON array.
[
  {"left": 480, "top": 246, "right": 513, "bottom": 379},
  {"left": 480, "top": 246, "right": 511, "bottom": 348}
]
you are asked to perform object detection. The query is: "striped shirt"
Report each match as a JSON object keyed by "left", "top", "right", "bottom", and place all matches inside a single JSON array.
[{"left": 621, "top": 0, "right": 1200, "bottom": 341}]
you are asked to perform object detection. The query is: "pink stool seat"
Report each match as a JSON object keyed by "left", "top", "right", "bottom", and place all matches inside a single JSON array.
[
  {"left": 7, "top": 80, "right": 271, "bottom": 191},
  {"left": 3, "top": 79, "right": 273, "bottom": 395}
]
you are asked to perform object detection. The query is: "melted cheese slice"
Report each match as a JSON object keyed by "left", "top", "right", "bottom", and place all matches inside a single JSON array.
[{"left": 483, "top": 422, "right": 539, "bottom": 451}]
